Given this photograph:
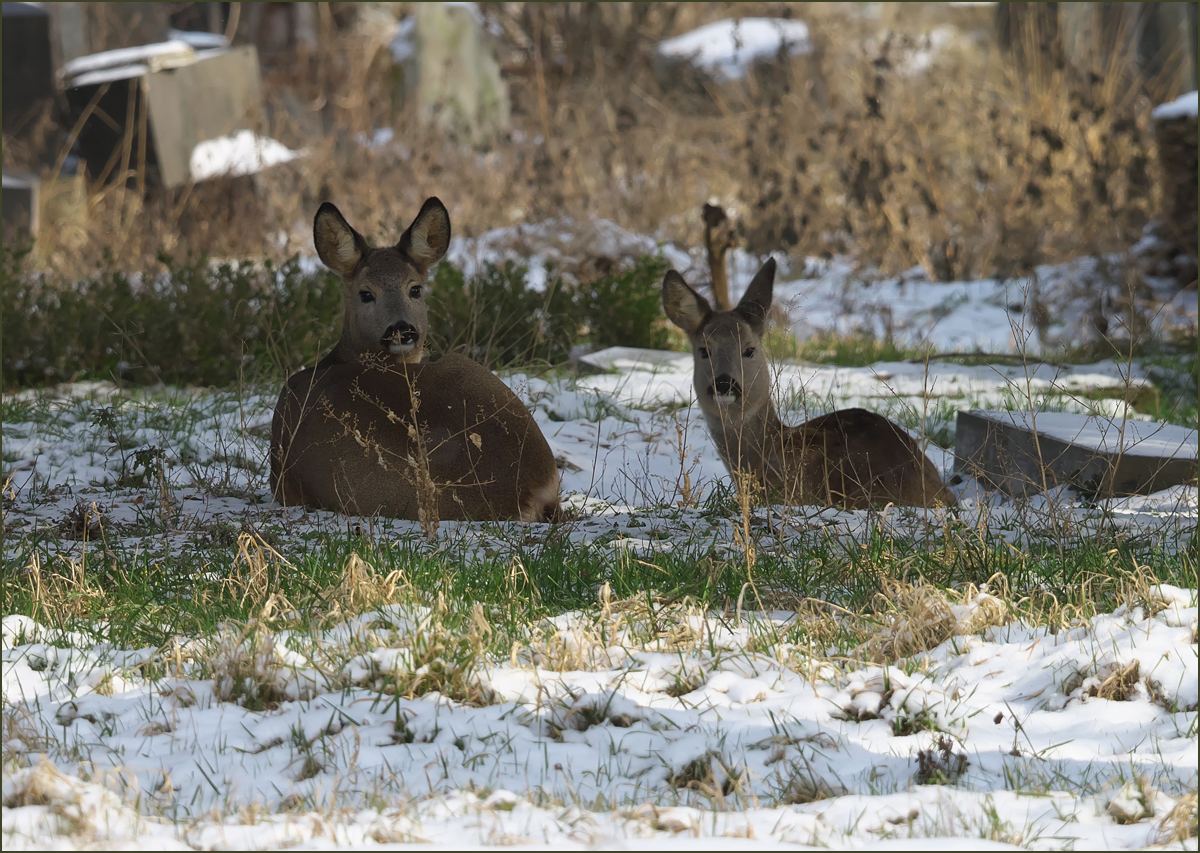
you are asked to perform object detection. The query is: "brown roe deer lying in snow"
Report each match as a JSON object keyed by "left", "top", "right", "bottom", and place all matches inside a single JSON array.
[
  {"left": 662, "top": 259, "right": 957, "bottom": 509},
  {"left": 270, "top": 198, "right": 562, "bottom": 522}
]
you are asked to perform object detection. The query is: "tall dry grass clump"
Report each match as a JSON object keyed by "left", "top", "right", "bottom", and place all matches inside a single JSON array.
[{"left": 6, "top": 3, "right": 1188, "bottom": 289}]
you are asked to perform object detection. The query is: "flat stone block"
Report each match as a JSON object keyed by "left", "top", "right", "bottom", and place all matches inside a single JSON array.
[
  {"left": 954, "top": 409, "right": 1198, "bottom": 498},
  {"left": 575, "top": 347, "right": 692, "bottom": 376},
  {"left": 2, "top": 170, "right": 39, "bottom": 238}
]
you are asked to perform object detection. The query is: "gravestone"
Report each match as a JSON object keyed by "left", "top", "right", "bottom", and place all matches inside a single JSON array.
[
  {"left": 1151, "top": 91, "right": 1198, "bottom": 262},
  {"left": 2, "top": 170, "right": 40, "bottom": 239},
  {"left": 2, "top": 3, "right": 55, "bottom": 134},
  {"left": 64, "top": 43, "right": 264, "bottom": 189},
  {"left": 408, "top": 3, "right": 510, "bottom": 147},
  {"left": 575, "top": 346, "right": 692, "bottom": 376},
  {"left": 954, "top": 409, "right": 1198, "bottom": 498}
]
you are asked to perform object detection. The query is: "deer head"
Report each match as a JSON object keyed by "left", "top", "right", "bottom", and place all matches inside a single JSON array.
[
  {"left": 313, "top": 197, "right": 451, "bottom": 364},
  {"left": 663, "top": 258, "right": 777, "bottom": 424}
]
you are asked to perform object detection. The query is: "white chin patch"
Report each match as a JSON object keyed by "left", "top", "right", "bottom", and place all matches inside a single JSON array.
[
  {"left": 388, "top": 342, "right": 416, "bottom": 354},
  {"left": 714, "top": 393, "right": 738, "bottom": 406}
]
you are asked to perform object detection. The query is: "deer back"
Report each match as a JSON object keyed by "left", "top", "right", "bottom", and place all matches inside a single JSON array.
[
  {"left": 271, "top": 353, "right": 561, "bottom": 522},
  {"left": 779, "top": 409, "right": 957, "bottom": 509}
]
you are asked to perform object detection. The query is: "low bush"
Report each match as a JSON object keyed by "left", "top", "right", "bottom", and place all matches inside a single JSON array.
[
  {"left": 2, "top": 244, "right": 342, "bottom": 389},
  {"left": 2, "top": 245, "right": 681, "bottom": 388},
  {"left": 577, "top": 256, "right": 675, "bottom": 351},
  {"left": 426, "top": 261, "right": 582, "bottom": 368}
]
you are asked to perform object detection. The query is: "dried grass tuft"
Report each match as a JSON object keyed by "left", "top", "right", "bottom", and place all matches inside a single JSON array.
[
  {"left": 1158, "top": 791, "right": 1199, "bottom": 844},
  {"left": 863, "top": 576, "right": 1011, "bottom": 663},
  {"left": 325, "top": 551, "right": 410, "bottom": 614},
  {"left": 205, "top": 596, "right": 296, "bottom": 711}
]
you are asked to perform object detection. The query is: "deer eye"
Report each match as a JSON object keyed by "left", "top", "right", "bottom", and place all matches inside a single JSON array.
[
  {"left": 742, "top": 347, "right": 756, "bottom": 358},
  {"left": 359, "top": 290, "right": 375, "bottom": 303},
  {"left": 698, "top": 347, "right": 709, "bottom": 359},
  {"left": 409, "top": 285, "right": 422, "bottom": 299}
]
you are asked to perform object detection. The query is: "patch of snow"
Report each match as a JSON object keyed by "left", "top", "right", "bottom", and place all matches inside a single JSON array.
[
  {"left": 446, "top": 217, "right": 663, "bottom": 290},
  {"left": 388, "top": 15, "right": 416, "bottom": 64},
  {"left": 1151, "top": 90, "right": 1198, "bottom": 121},
  {"left": 166, "top": 28, "right": 229, "bottom": 50},
  {"left": 1, "top": 590, "right": 1195, "bottom": 848},
  {"left": 657, "top": 18, "right": 812, "bottom": 82},
  {"left": 354, "top": 127, "right": 395, "bottom": 151},
  {"left": 189, "top": 131, "right": 305, "bottom": 182},
  {"left": 67, "top": 64, "right": 147, "bottom": 88}
]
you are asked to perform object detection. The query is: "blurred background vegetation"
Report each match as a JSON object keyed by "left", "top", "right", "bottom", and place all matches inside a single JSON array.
[{"left": 2, "top": 2, "right": 1196, "bottom": 388}]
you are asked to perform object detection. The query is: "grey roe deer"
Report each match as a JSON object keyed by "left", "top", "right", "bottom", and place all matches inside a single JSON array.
[
  {"left": 270, "top": 198, "right": 562, "bottom": 522},
  {"left": 662, "top": 259, "right": 956, "bottom": 509}
]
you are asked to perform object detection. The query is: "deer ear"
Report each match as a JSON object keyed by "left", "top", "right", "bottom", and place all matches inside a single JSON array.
[
  {"left": 314, "top": 203, "right": 368, "bottom": 279},
  {"left": 398, "top": 197, "right": 451, "bottom": 270},
  {"left": 662, "top": 270, "right": 712, "bottom": 335},
  {"left": 735, "top": 258, "right": 776, "bottom": 334}
]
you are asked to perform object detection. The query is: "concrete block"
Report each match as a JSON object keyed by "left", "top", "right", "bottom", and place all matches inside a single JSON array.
[
  {"left": 575, "top": 346, "right": 692, "bottom": 376},
  {"left": 142, "top": 45, "right": 264, "bottom": 188},
  {"left": 2, "top": 170, "right": 39, "bottom": 239},
  {"left": 954, "top": 409, "right": 1198, "bottom": 498},
  {"left": 2, "top": 3, "right": 54, "bottom": 133},
  {"left": 64, "top": 43, "right": 263, "bottom": 189}
]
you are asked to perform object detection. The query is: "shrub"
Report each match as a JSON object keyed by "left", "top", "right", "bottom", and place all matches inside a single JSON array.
[
  {"left": 3, "top": 244, "right": 682, "bottom": 389},
  {"left": 427, "top": 255, "right": 680, "bottom": 369},
  {"left": 426, "top": 260, "right": 582, "bottom": 369},
  {"left": 2, "top": 246, "right": 341, "bottom": 389},
  {"left": 578, "top": 255, "right": 675, "bottom": 351}
]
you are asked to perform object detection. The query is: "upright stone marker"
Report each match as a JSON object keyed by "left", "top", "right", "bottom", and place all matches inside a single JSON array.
[
  {"left": 954, "top": 409, "right": 1198, "bottom": 498},
  {"left": 2, "top": 2, "right": 55, "bottom": 134},
  {"left": 413, "top": 3, "right": 510, "bottom": 148},
  {"left": 1151, "top": 90, "right": 1198, "bottom": 261},
  {"left": 2, "top": 170, "right": 40, "bottom": 239},
  {"left": 63, "top": 42, "right": 264, "bottom": 189}
]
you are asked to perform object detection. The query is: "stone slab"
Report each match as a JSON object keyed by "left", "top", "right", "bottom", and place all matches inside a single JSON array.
[
  {"left": 2, "top": 3, "right": 54, "bottom": 133},
  {"left": 65, "top": 44, "right": 263, "bottom": 189},
  {"left": 954, "top": 409, "right": 1198, "bottom": 498},
  {"left": 574, "top": 346, "right": 692, "bottom": 376},
  {"left": 2, "top": 170, "right": 39, "bottom": 239}
]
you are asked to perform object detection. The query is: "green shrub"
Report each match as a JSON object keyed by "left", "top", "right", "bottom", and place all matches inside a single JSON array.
[
  {"left": 426, "top": 254, "right": 680, "bottom": 369},
  {"left": 2, "top": 245, "right": 681, "bottom": 389},
  {"left": 2, "top": 246, "right": 341, "bottom": 389},
  {"left": 426, "top": 260, "right": 582, "bottom": 368},
  {"left": 578, "top": 255, "right": 676, "bottom": 351}
]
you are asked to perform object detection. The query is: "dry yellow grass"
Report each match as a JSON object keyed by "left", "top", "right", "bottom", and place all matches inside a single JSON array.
[{"left": 4, "top": 3, "right": 1186, "bottom": 284}]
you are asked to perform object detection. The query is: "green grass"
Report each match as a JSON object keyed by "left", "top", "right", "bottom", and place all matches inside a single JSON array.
[{"left": 4, "top": 506, "right": 1193, "bottom": 652}]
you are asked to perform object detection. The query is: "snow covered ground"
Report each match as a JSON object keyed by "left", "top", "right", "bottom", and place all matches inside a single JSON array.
[
  {"left": 3, "top": 349, "right": 1195, "bottom": 570},
  {"left": 2, "top": 582, "right": 1196, "bottom": 848},
  {"left": 3, "top": 226, "right": 1196, "bottom": 847},
  {"left": 3, "top": 356, "right": 1196, "bottom": 847},
  {"left": 440, "top": 218, "right": 1197, "bottom": 357}
]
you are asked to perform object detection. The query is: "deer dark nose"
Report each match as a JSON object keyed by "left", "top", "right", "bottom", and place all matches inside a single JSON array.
[
  {"left": 383, "top": 322, "right": 420, "bottom": 346},
  {"left": 710, "top": 374, "right": 741, "bottom": 398}
]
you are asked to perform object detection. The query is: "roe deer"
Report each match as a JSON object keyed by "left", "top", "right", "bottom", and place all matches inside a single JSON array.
[
  {"left": 662, "top": 259, "right": 957, "bottom": 509},
  {"left": 270, "top": 199, "right": 561, "bottom": 522}
]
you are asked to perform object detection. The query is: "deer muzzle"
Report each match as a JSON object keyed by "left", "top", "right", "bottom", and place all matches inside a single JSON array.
[
  {"left": 709, "top": 374, "right": 741, "bottom": 406},
  {"left": 383, "top": 322, "right": 421, "bottom": 353}
]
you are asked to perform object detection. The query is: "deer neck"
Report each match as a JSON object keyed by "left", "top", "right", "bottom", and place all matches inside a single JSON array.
[
  {"left": 316, "top": 340, "right": 356, "bottom": 370},
  {"left": 703, "top": 400, "right": 785, "bottom": 479}
]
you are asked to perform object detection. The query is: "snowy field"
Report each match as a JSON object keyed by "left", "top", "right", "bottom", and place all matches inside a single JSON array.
[
  {"left": 3, "top": 586, "right": 1196, "bottom": 848},
  {"left": 3, "top": 245, "right": 1197, "bottom": 848}
]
